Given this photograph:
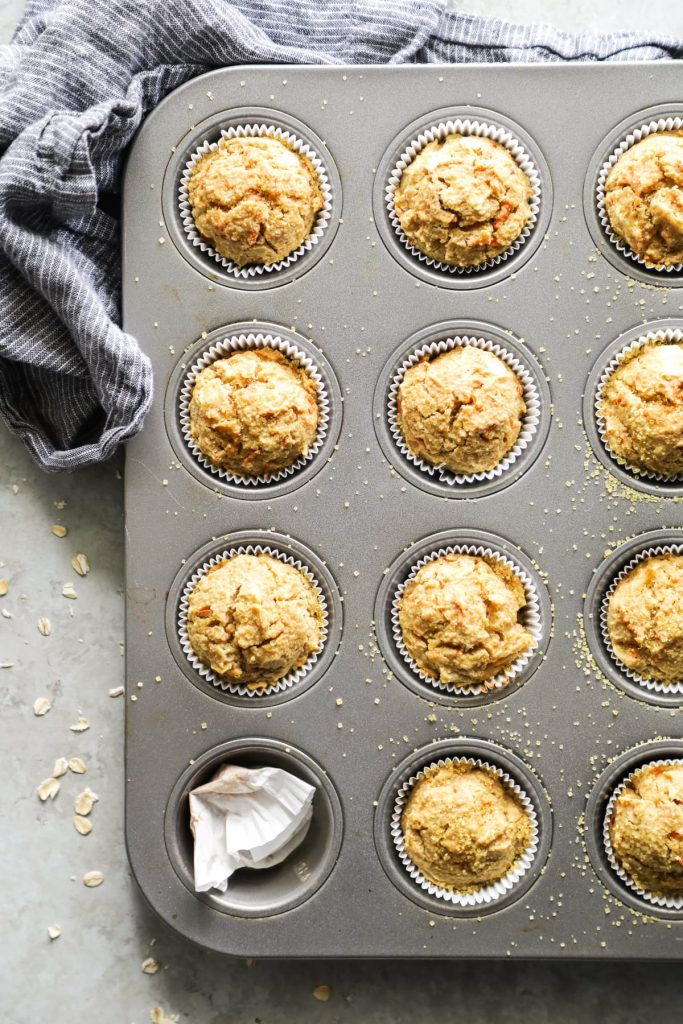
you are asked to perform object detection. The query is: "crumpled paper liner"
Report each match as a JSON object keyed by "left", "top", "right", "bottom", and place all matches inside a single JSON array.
[
  {"left": 391, "top": 543, "right": 542, "bottom": 697},
  {"left": 178, "top": 544, "right": 328, "bottom": 697},
  {"left": 178, "top": 331, "right": 330, "bottom": 486},
  {"left": 594, "top": 328, "right": 683, "bottom": 483},
  {"left": 600, "top": 543, "right": 683, "bottom": 695},
  {"left": 190, "top": 763, "right": 315, "bottom": 893},
  {"left": 385, "top": 118, "right": 541, "bottom": 275},
  {"left": 596, "top": 116, "right": 683, "bottom": 273},
  {"left": 179, "top": 123, "right": 332, "bottom": 278},
  {"left": 602, "top": 758, "right": 683, "bottom": 910},
  {"left": 387, "top": 334, "right": 540, "bottom": 486},
  {"left": 391, "top": 755, "right": 539, "bottom": 907}
]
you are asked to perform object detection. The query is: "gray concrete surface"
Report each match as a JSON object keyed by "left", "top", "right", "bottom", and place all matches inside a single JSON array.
[{"left": 3, "top": 2, "right": 683, "bottom": 1023}]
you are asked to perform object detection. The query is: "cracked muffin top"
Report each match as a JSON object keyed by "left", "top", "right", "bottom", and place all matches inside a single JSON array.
[
  {"left": 189, "top": 348, "right": 319, "bottom": 478},
  {"left": 609, "top": 761, "right": 683, "bottom": 896},
  {"left": 396, "top": 346, "right": 526, "bottom": 476},
  {"left": 401, "top": 762, "right": 533, "bottom": 891},
  {"left": 394, "top": 134, "right": 533, "bottom": 267},
  {"left": 398, "top": 553, "right": 535, "bottom": 687},
  {"left": 187, "top": 136, "right": 323, "bottom": 267},
  {"left": 599, "top": 342, "right": 683, "bottom": 476},
  {"left": 187, "top": 553, "right": 324, "bottom": 688},
  {"left": 606, "top": 553, "right": 683, "bottom": 685},
  {"left": 604, "top": 131, "right": 683, "bottom": 267}
]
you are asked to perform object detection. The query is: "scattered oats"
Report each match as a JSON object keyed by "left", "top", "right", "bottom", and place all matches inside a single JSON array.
[
  {"left": 51, "top": 524, "right": 68, "bottom": 538},
  {"left": 0, "top": 579, "right": 8, "bottom": 596},
  {"left": 53, "top": 757, "right": 69, "bottom": 778},
  {"left": 70, "top": 717, "right": 90, "bottom": 733},
  {"left": 37, "top": 777, "right": 60, "bottom": 801},
  {"left": 74, "top": 815, "right": 92, "bottom": 836},
  {"left": 109, "top": 685, "right": 124, "bottom": 698},
  {"left": 10, "top": 484, "right": 18, "bottom": 495},
  {"left": 313, "top": 985, "right": 332, "bottom": 1003},
  {"left": 142, "top": 957, "right": 161, "bottom": 975},
  {"left": 53, "top": 499, "right": 67, "bottom": 510},
  {"left": 47, "top": 925, "right": 62, "bottom": 940},
  {"left": 38, "top": 617, "right": 51, "bottom": 636},
  {"left": 0, "top": 661, "right": 15, "bottom": 668},
  {"left": 33, "top": 697, "right": 52, "bottom": 716},
  {"left": 82, "top": 870, "right": 104, "bottom": 888},
  {"left": 150, "top": 1008, "right": 176, "bottom": 1024},
  {"left": 2, "top": 608, "right": 13, "bottom": 618},
  {"left": 71, "top": 553, "right": 90, "bottom": 577},
  {"left": 62, "top": 582, "right": 77, "bottom": 600},
  {"left": 74, "top": 788, "right": 98, "bottom": 816},
  {"left": 68, "top": 757, "right": 87, "bottom": 774}
]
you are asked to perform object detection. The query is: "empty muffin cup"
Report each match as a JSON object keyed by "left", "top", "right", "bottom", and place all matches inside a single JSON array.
[
  {"left": 391, "top": 755, "right": 539, "bottom": 908},
  {"left": 178, "top": 331, "right": 330, "bottom": 486},
  {"left": 387, "top": 334, "right": 540, "bottom": 486},
  {"left": 603, "top": 758, "right": 683, "bottom": 910},
  {"left": 594, "top": 327, "right": 683, "bottom": 483},
  {"left": 385, "top": 118, "right": 541, "bottom": 275},
  {"left": 391, "top": 542, "right": 542, "bottom": 698},
  {"left": 600, "top": 543, "right": 683, "bottom": 696},
  {"left": 179, "top": 123, "right": 332, "bottom": 279},
  {"left": 178, "top": 544, "right": 329, "bottom": 698},
  {"left": 596, "top": 116, "right": 683, "bottom": 273}
]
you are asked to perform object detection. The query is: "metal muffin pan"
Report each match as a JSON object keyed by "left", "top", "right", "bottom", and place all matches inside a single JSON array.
[{"left": 123, "top": 63, "right": 683, "bottom": 959}]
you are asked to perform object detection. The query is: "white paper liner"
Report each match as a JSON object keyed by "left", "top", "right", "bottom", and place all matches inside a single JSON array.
[
  {"left": 179, "top": 124, "right": 332, "bottom": 278},
  {"left": 603, "top": 758, "right": 683, "bottom": 910},
  {"left": 392, "top": 756, "right": 539, "bottom": 906},
  {"left": 596, "top": 117, "right": 683, "bottom": 273},
  {"left": 385, "top": 119, "right": 541, "bottom": 275},
  {"left": 594, "top": 328, "right": 683, "bottom": 483},
  {"left": 391, "top": 544, "right": 542, "bottom": 697},
  {"left": 601, "top": 544, "right": 683, "bottom": 694},
  {"left": 190, "top": 763, "right": 315, "bottom": 893},
  {"left": 178, "top": 545, "right": 328, "bottom": 697},
  {"left": 387, "top": 335, "right": 540, "bottom": 485},
  {"left": 179, "top": 332, "right": 330, "bottom": 486}
]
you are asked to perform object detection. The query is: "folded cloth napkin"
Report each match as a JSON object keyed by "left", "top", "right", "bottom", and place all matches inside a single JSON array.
[{"left": 0, "top": 0, "right": 680, "bottom": 471}]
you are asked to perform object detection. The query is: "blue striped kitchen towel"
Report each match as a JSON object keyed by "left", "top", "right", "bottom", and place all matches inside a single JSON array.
[{"left": 0, "top": 0, "right": 680, "bottom": 470}]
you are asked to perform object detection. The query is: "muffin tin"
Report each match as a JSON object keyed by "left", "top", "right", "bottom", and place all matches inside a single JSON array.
[{"left": 123, "top": 62, "right": 683, "bottom": 959}]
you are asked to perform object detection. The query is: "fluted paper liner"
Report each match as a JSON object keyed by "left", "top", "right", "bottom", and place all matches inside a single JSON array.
[
  {"left": 392, "top": 756, "right": 539, "bottom": 907},
  {"left": 179, "top": 332, "right": 330, "bottom": 486},
  {"left": 387, "top": 335, "right": 540, "bottom": 486},
  {"left": 391, "top": 543, "right": 542, "bottom": 697},
  {"left": 179, "top": 123, "right": 332, "bottom": 278},
  {"left": 190, "top": 763, "right": 315, "bottom": 893},
  {"left": 601, "top": 543, "right": 683, "bottom": 695},
  {"left": 386, "top": 119, "right": 541, "bottom": 275},
  {"left": 596, "top": 116, "right": 683, "bottom": 273},
  {"left": 594, "top": 328, "right": 683, "bottom": 483},
  {"left": 178, "top": 544, "right": 328, "bottom": 697},
  {"left": 603, "top": 758, "right": 683, "bottom": 910}
]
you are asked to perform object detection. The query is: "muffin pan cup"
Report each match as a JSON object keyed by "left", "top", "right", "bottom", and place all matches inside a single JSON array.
[
  {"left": 391, "top": 755, "right": 539, "bottom": 908},
  {"left": 585, "top": 321, "right": 683, "bottom": 494},
  {"left": 124, "top": 63, "right": 683, "bottom": 959},
  {"left": 177, "top": 330, "right": 332, "bottom": 488},
  {"left": 385, "top": 117, "right": 541, "bottom": 276},
  {"left": 179, "top": 122, "right": 333, "bottom": 279}
]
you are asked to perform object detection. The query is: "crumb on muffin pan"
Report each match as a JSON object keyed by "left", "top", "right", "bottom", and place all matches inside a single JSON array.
[{"left": 125, "top": 66, "right": 683, "bottom": 958}]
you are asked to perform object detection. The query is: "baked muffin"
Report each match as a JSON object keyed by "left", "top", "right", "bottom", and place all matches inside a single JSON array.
[
  {"left": 187, "top": 553, "right": 323, "bottom": 688},
  {"left": 599, "top": 343, "right": 683, "bottom": 476},
  {"left": 397, "top": 346, "right": 526, "bottom": 475},
  {"left": 398, "top": 553, "right": 535, "bottom": 686},
  {"left": 604, "top": 131, "right": 683, "bottom": 267},
  {"left": 401, "top": 762, "right": 532, "bottom": 891},
  {"left": 607, "top": 554, "right": 683, "bottom": 684},
  {"left": 609, "top": 761, "right": 683, "bottom": 895},
  {"left": 189, "top": 348, "right": 319, "bottom": 477},
  {"left": 187, "top": 136, "right": 323, "bottom": 266},
  {"left": 394, "top": 134, "right": 533, "bottom": 267}
]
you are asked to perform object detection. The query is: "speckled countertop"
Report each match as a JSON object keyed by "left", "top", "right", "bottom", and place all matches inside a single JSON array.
[{"left": 3, "top": 2, "right": 683, "bottom": 1022}]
